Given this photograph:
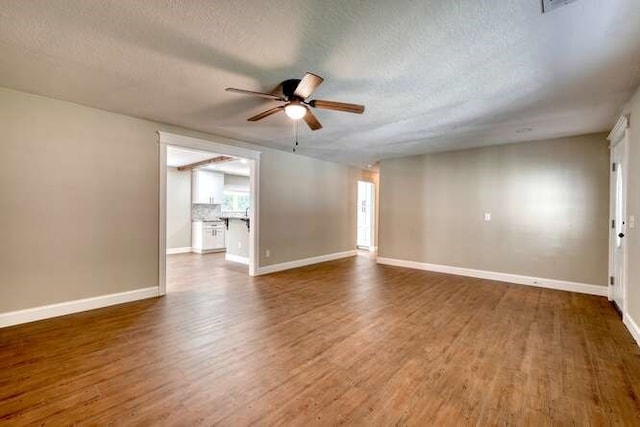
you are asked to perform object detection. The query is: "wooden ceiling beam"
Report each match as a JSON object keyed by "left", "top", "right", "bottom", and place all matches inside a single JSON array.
[{"left": 177, "top": 155, "right": 235, "bottom": 171}]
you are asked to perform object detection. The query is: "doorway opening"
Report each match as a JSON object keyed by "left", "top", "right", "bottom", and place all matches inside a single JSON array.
[
  {"left": 608, "top": 116, "right": 629, "bottom": 316},
  {"left": 158, "top": 132, "right": 261, "bottom": 295},
  {"left": 357, "top": 180, "right": 376, "bottom": 251}
]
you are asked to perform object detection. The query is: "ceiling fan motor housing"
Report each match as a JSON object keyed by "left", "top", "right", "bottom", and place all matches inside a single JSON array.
[{"left": 281, "top": 79, "right": 302, "bottom": 100}]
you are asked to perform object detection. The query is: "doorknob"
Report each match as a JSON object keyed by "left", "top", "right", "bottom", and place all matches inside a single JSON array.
[{"left": 618, "top": 233, "right": 625, "bottom": 238}]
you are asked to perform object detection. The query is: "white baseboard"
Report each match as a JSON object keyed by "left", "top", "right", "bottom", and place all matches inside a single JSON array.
[
  {"left": 192, "top": 248, "right": 225, "bottom": 254},
  {"left": 376, "top": 257, "right": 607, "bottom": 297},
  {"left": 624, "top": 314, "right": 640, "bottom": 348},
  {"left": 166, "top": 247, "right": 192, "bottom": 255},
  {"left": 225, "top": 253, "right": 249, "bottom": 265},
  {"left": 0, "top": 286, "right": 159, "bottom": 328},
  {"left": 256, "top": 250, "right": 358, "bottom": 275}
]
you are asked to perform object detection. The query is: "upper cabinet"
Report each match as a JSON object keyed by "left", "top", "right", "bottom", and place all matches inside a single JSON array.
[{"left": 192, "top": 170, "right": 224, "bottom": 204}]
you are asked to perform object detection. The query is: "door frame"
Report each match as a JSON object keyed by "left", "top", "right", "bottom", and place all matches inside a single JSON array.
[
  {"left": 356, "top": 180, "right": 376, "bottom": 251},
  {"left": 158, "top": 132, "right": 262, "bottom": 295},
  {"left": 607, "top": 115, "right": 629, "bottom": 317}
]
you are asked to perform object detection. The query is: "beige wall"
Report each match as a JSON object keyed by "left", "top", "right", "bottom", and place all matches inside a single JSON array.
[
  {"left": 627, "top": 87, "right": 640, "bottom": 323},
  {"left": 0, "top": 87, "right": 160, "bottom": 312},
  {"left": 0, "top": 87, "right": 362, "bottom": 312},
  {"left": 166, "top": 167, "right": 191, "bottom": 249},
  {"left": 259, "top": 149, "right": 361, "bottom": 265},
  {"left": 379, "top": 134, "right": 610, "bottom": 285}
]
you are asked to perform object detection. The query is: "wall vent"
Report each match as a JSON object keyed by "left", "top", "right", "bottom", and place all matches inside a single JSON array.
[{"left": 542, "top": 0, "right": 579, "bottom": 13}]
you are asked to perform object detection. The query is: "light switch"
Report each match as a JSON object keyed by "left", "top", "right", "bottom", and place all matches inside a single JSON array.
[
  {"left": 630, "top": 215, "right": 636, "bottom": 230},
  {"left": 484, "top": 212, "right": 491, "bottom": 221}
]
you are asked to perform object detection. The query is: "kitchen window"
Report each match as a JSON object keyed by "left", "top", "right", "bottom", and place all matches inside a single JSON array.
[{"left": 223, "top": 190, "right": 250, "bottom": 212}]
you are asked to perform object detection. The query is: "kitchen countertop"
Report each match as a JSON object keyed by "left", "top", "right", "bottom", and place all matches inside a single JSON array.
[
  {"left": 218, "top": 215, "right": 249, "bottom": 220},
  {"left": 218, "top": 214, "right": 250, "bottom": 231}
]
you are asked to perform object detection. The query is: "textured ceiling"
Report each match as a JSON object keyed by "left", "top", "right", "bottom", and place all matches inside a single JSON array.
[{"left": 1, "top": 0, "right": 639, "bottom": 167}]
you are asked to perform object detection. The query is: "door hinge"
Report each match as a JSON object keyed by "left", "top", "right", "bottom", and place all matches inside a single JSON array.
[
  {"left": 612, "top": 163, "right": 617, "bottom": 172},
  {"left": 612, "top": 219, "right": 616, "bottom": 229},
  {"left": 610, "top": 276, "right": 615, "bottom": 286}
]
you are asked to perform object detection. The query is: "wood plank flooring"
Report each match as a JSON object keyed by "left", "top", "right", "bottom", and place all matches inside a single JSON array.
[{"left": 1, "top": 252, "right": 640, "bottom": 425}]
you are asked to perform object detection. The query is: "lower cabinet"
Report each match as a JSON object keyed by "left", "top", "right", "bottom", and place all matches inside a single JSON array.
[{"left": 192, "top": 222, "right": 226, "bottom": 254}]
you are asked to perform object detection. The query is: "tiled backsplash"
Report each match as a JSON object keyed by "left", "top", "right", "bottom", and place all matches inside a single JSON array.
[{"left": 192, "top": 203, "right": 221, "bottom": 221}]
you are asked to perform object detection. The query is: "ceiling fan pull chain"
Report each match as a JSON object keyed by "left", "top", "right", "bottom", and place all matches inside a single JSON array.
[{"left": 292, "top": 120, "right": 298, "bottom": 152}]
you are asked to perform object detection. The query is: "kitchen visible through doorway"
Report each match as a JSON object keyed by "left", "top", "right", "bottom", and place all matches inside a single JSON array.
[{"left": 162, "top": 137, "right": 257, "bottom": 294}]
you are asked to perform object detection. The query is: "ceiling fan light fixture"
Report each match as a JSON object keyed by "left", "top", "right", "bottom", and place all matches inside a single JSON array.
[
  {"left": 227, "top": 72, "right": 364, "bottom": 131},
  {"left": 284, "top": 102, "right": 307, "bottom": 120}
]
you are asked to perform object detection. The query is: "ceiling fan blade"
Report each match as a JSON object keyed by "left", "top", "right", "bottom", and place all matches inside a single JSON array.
[
  {"left": 303, "top": 108, "right": 323, "bottom": 131},
  {"left": 294, "top": 72, "right": 324, "bottom": 99},
  {"left": 309, "top": 99, "right": 365, "bottom": 114},
  {"left": 226, "top": 87, "right": 284, "bottom": 101},
  {"left": 247, "top": 106, "right": 284, "bottom": 121}
]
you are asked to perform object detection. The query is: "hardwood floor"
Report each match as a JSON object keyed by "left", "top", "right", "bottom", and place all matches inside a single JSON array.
[{"left": 1, "top": 253, "right": 639, "bottom": 425}]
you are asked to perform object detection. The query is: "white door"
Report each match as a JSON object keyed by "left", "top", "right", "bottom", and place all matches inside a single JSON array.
[
  {"left": 357, "top": 181, "right": 375, "bottom": 249},
  {"left": 610, "top": 128, "right": 628, "bottom": 313}
]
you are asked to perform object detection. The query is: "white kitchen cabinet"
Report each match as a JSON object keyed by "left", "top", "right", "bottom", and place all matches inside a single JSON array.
[
  {"left": 202, "top": 225, "right": 225, "bottom": 249},
  {"left": 212, "top": 227, "right": 225, "bottom": 249},
  {"left": 192, "top": 221, "right": 226, "bottom": 254},
  {"left": 202, "top": 226, "right": 215, "bottom": 249},
  {"left": 192, "top": 170, "right": 224, "bottom": 204}
]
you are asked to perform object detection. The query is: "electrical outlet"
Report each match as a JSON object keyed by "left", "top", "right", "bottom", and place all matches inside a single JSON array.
[
  {"left": 265, "top": 249, "right": 270, "bottom": 258},
  {"left": 238, "top": 241, "right": 242, "bottom": 249},
  {"left": 630, "top": 215, "right": 636, "bottom": 230},
  {"left": 484, "top": 212, "right": 491, "bottom": 221}
]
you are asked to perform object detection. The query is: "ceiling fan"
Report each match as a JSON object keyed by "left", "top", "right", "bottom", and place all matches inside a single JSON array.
[{"left": 225, "top": 72, "right": 365, "bottom": 131}]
